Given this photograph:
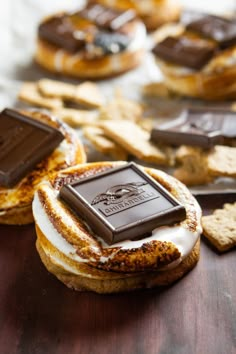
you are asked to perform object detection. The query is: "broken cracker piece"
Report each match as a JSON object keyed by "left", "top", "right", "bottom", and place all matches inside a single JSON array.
[
  {"left": 83, "top": 125, "right": 128, "bottom": 161},
  {"left": 74, "top": 81, "right": 105, "bottom": 108},
  {"left": 142, "top": 82, "right": 171, "bottom": 98},
  {"left": 99, "top": 96, "right": 143, "bottom": 123},
  {"left": 174, "top": 146, "right": 213, "bottom": 186},
  {"left": 53, "top": 108, "right": 98, "bottom": 127},
  {"left": 38, "top": 79, "right": 104, "bottom": 108},
  {"left": 207, "top": 145, "right": 236, "bottom": 178},
  {"left": 18, "top": 82, "right": 63, "bottom": 110},
  {"left": 139, "top": 117, "right": 155, "bottom": 132},
  {"left": 38, "top": 79, "right": 75, "bottom": 99},
  {"left": 101, "top": 120, "right": 168, "bottom": 164},
  {"left": 202, "top": 202, "right": 236, "bottom": 252}
]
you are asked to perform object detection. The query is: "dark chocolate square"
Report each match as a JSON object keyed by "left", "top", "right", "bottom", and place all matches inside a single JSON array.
[
  {"left": 0, "top": 109, "right": 64, "bottom": 187},
  {"left": 80, "top": 3, "right": 136, "bottom": 31},
  {"left": 60, "top": 163, "right": 186, "bottom": 245},
  {"left": 38, "top": 16, "right": 86, "bottom": 52},
  {"left": 152, "top": 36, "right": 216, "bottom": 70},
  {"left": 186, "top": 14, "right": 236, "bottom": 49},
  {"left": 150, "top": 108, "right": 236, "bottom": 148}
]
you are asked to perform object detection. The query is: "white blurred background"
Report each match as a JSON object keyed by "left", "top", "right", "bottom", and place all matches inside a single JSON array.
[{"left": 0, "top": 0, "right": 235, "bottom": 107}]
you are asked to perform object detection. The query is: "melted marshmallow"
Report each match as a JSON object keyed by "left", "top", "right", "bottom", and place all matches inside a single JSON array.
[
  {"left": 33, "top": 187, "right": 201, "bottom": 268},
  {"left": 54, "top": 49, "right": 65, "bottom": 72},
  {"left": 33, "top": 192, "right": 87, "bottom": 263}
]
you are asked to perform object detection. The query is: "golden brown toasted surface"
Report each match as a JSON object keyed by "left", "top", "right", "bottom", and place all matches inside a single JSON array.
[
  {"left": 34, "top": 161, "right": 201, "bottom": 273},
  {"left": 36, "top": 230, "right": 200, "bottom": 293},
  {"left": 35, "top": 38, "right": 145, "bottom": 79},
  {"left": 0, "top": 110, "right": 85, "bottom": 214}
]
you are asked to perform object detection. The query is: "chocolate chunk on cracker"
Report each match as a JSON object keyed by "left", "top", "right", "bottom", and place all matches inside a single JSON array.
[{"left": 202, "top": 203, "right": 236, "bottom": 252}]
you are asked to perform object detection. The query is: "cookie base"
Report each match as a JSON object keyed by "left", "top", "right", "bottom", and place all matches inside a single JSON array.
[{"left": 36, "top": 225, "right": 200, "bottom": 294}]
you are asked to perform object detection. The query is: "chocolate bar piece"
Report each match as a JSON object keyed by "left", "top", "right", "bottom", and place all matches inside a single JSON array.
[
  {"left": 186, "top": 14, "right": 236, "bottom": 49},
  {"left": 0, "top": 109, "right": 64, "bottom": 187},
  {"left": 150, "top": 108, "right": 236, "bottom": 148},
  {"left": 38, "top": 16, "right": 86, "bottom": 52},
  {"left": 60, "top": 163, "right": 186, "bottom": 245},
  {"left": 80, "top": 3, "right": 136, "bottom": 31},
  {"left": 152, "top": 36, "right": 215, "bottom": 70}
]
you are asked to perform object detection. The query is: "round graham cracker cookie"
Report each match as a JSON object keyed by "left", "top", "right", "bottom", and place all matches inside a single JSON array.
[{"left": 33, "top": 161, "right": 202, "bottom": 293}]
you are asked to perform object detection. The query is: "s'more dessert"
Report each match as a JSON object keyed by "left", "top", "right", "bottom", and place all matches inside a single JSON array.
[
  {"left": 35, "top": 2, "right": 146, "bottom": 79},
  {"left": 152, "top": 12, "right": 236, "bottom": 100},
  {"left": 0, "top": 108, "right": 85, "bottom": 225},
  {"left": 33, "top": 161, "right": 202, "bottom": 293},
  {"left": 89, "top": 0, "right": 181, "bottom": 31}
]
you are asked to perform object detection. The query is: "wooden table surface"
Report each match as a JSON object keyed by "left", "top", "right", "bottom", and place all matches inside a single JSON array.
[{"left": 0, "top": 196, "right": 235, "bottom": 354}]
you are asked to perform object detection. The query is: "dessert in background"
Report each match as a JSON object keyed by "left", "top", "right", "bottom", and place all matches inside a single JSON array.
[
  {"left": 89, "top": 0, "right": 181, "bottom": 31},
  {"left": 152, "top": 12, "right": 236, "bottom": 100},
  {"left": 33, "top": 161, "right": 202, "bottom": 293},
  {"left": 0, "top": 109, "right": 86, "bottom": 225},
  {"left": 35, "top": 2, "right": 146, "bottom": 79},
  {"left": 202, "top": 202, "right": 236, "bottom": 252}
]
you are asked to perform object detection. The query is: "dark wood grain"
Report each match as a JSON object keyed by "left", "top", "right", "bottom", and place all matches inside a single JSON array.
[{"left": 0, "top": 199, "right": 235, "bottom": 354}]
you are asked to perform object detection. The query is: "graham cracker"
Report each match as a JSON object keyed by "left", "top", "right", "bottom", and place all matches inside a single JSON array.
[
  {"left": 142, "top": 82, "right": 171, "bottom": 98},
  {"left": 38, "top": 79, "right": 105, "bottom": 108},
  {"left": 18, "top": 82, "right": 63, "bottom": 110},
  {"left": 139, "top": 117, "right": 155, "bottom": 132},
  {"left": 83, "top": 125, "right": 128, "bottom": 161},
  {"left": 53, "top": 108, "right": 98, "bottom": 127},
  {"left": 202, "top": 203, "right": 236, "bottom": 252},
  {"left": 101, "top": 120, "right": 168, "bottom": 164},
  {"left": 174, "top": 146, "right": 213, "bottom": 185},
  {"left": 74, "top": 81, "right": 105, "bottom": 108},
  {"left": 207, "top": 146, "right": 236, "bottom": 178},
  {"left": 99, "top": 96, "right": 143, "bottom": 123}
]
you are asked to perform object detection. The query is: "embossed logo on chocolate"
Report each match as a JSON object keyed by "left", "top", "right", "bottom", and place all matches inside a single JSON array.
[{"left": 91, "top": 181, "right": 160, "bottom": 216}]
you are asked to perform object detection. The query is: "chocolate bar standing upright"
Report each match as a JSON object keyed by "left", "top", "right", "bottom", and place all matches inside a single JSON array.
[
  {"left": 0, "top": 109, "right": 64, "bottom": 187},
  {"left": 60, "top": 163, "right": 186, "bottom": 245},
  {"left": 150, "top": 108, "right": 236, "bottom": 148}
]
